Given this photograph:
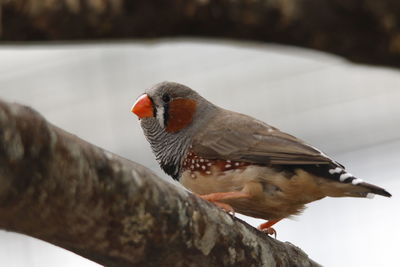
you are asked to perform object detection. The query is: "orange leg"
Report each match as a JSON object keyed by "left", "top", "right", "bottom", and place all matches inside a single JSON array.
[
  {"left": 257, "top": 219, "right": 282, "bottom": 238},
  {"left": 196, "top": 192, "right": 251, "bottom": 215}
]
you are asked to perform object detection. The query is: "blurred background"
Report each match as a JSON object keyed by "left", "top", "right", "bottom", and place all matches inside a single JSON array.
[{"left": 0, "top": 40, "right": 398, "bottom": 266}]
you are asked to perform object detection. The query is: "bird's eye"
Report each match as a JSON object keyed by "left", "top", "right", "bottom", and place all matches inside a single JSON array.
[{"left": 162, "top": 94, "right": 171, "bottom": 103}]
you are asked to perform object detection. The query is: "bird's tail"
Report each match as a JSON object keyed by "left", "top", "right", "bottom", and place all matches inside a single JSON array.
[
  {"left": 318, "top": 165, "right": 392, "bottom": 198},
  {"left": 357, "top": 181, "right": 392, "bottom": 198},
  {"left": 293, "top": 164, "right": 392, "bottom": 198}
]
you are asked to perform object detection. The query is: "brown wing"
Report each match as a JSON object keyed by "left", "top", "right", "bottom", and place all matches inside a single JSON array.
[{"left": 192, "top": 109, "right": 337, "bottom": 166}]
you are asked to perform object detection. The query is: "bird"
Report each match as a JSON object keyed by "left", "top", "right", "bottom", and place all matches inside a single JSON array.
[{"left": 131, "top": 81, "right": 391, "bottom": 235}]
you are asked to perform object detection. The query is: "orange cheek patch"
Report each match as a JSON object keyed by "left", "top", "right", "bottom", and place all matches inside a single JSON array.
[{"left": 166, "top": 99, "right": 197, "bottom": 133}]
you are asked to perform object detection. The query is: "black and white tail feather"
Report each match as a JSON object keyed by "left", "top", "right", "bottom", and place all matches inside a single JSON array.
[
  {"left": 298, "top": 163, "right": 392, "bottom": 198},
  {"left": 327, "top": 165, "right": 391, "bottom": 198},
  {"left": 297, "top": 144, "right": 392, "bottom": 198}
]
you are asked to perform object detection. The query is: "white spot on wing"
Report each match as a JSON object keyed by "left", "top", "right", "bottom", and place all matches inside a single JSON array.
[
  {"left": 329, "top": 167, "right": 342, "bottom": 174},
  {"left": 104, "top": 151, "right": 113, "bottom": 160},
  {"left": 366, "top": 193, "right": 375, "bottom": 199},
  {"left": 225, "top": 164, "right": 231, "bottom": 168},
  {"left": 339, "top": 173, "right": 353, "bottom": 182},
  {"left": 351, "top": 178, "right": 363, "bottom": 185}
]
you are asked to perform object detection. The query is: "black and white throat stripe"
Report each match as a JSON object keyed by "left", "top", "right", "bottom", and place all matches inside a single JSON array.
[
  {"left": 155, "top": 104, "right": 166, "bottom": 128},
  {"left": 146, "top": 95, "right": 167, "bottom": 129},
  {"left": 155, "top": 102, "right": 170, "bottom": 130}
]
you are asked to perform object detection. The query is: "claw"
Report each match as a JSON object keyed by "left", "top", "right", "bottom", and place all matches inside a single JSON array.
[
  {"left": 257, "top": 219, "right": 282, "bottom": 238},
  {"left": 258, "top": 226, "right": 277, "bottom": 238}
]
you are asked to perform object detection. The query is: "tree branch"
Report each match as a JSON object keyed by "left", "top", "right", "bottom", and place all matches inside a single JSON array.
[
  {"left": 0, "top": 99, "right": 320, "bottom": 266},
  {"left": 1, "top": 0, "right": 400, "bottom": 68}
]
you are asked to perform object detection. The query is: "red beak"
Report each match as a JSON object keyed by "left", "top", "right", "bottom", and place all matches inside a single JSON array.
[{"left": 131, "top": 94, "right": 154, "bottom": 118}]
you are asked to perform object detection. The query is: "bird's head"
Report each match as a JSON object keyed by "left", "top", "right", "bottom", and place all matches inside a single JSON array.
[
  {"left": 131, "top": 81, "right": 214, "bottom": 133},
  {"left": 131, "top": 81, "right": 198, "bottom": 132},
  {"left": 131, "top": 81, "right": 216, "bottom": 178}
]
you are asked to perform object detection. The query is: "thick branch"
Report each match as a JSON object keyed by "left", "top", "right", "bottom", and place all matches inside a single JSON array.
[
  {"left": 0, "top": 99, "right": 320, "bottom": 266},
  {"left": 1, "top": 0, "right": 400, "bottom": 67}
]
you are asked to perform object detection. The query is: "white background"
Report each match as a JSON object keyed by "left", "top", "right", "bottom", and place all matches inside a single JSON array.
[{"left": 0, "top": 40, "right": 398, "bottom": 267}]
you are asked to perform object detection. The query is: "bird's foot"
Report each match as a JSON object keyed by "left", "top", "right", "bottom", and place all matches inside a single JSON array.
[
  {"left": 257, "top": 219, "right": 282, "bottom": 238},
  {"left": 196, "top": 191, "right": 251, "bottom": 215},
  {"left": 259, "top": 226, "right": 277, "bottom": 237}
]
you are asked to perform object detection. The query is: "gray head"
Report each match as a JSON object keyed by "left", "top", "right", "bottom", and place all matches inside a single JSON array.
[{"left": 131, "top": 81, "right": 216, "bottom": 179}]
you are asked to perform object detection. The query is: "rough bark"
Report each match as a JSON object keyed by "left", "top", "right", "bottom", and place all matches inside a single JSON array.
[
  {"left": 1, "top": 0, "right": 400, "bottom": 68},
  {"left": 0, "top": 99, "right": 320, "bottom": 266}
]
